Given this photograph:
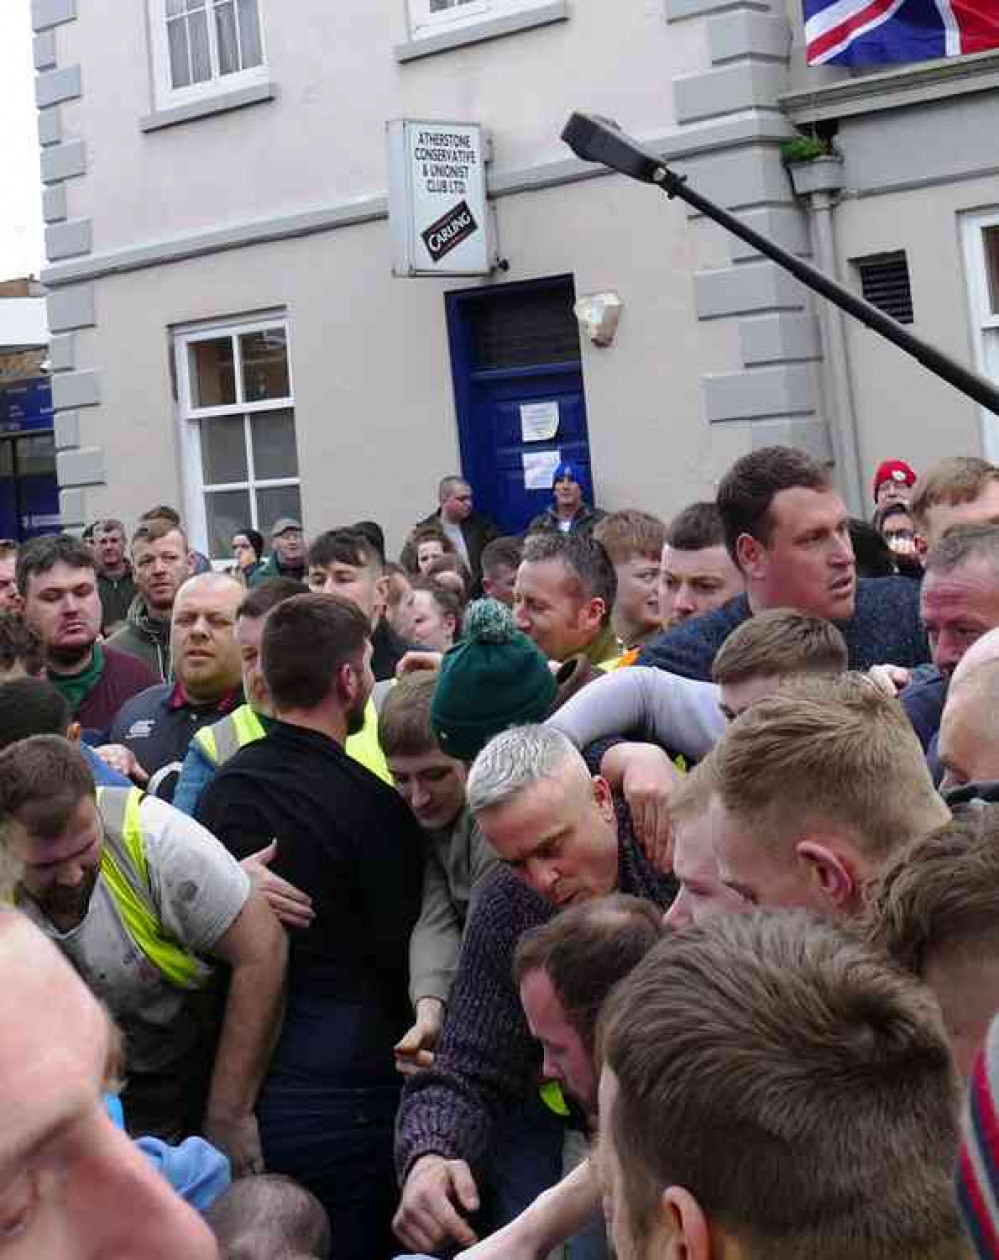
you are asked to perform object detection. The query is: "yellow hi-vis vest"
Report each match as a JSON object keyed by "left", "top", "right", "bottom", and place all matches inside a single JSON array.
[
  {"left": 194, "top": 697, "right": 393, "bottom": 785},
  {"left": 96, "top": 786, "right": 208, "bottom": 990}
]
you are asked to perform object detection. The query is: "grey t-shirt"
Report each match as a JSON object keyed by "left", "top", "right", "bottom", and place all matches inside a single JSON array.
[
  {"left": 23, "top": 795, "right": 250, "bottom": 1075},
  {"left": 441, "top": 518, "right": 470, "bottom": 566}
]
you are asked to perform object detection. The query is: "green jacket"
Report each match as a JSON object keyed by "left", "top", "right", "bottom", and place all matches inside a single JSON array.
[
  {"left": 107, "top": 596, "right": 171, "bottom": 681},
  {"left": 247, "top": 556, "right": 306, "bottom": 588}
]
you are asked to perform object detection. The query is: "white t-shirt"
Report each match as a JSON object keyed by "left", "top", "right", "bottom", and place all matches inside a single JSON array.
[
  {"left": 23, "top": 795, "right": 250, "bottom": 1074},
  {"left": 441, "top": 517, "right": 470, "bottom": 565}
]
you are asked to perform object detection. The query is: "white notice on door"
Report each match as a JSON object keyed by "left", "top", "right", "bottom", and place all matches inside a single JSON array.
[
  {"left": 520, "top": 401, "right": 560, "bottom": 443},
  {"left": 523, "top": 449, "right": 562, "bottom": 491}
]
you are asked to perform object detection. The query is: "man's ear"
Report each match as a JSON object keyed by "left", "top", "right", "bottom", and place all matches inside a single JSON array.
[
  {"left": 735, "top": 533, "right": 764, "bottom": 581},
  {"left": 66, "top": 721, "right": 83, "bottom": 744},
  {"left": 796, "top": 839, "right": 858, "bottom": 910},
  {"left": 661, "top": 1185, "right": 713, "bottom": 1260},
  {"left": 592, "top": 774, "right": 615, "bottom": 819},
  {"left": 579, "top": 596, "right": 605, "bottom": 633},
  {"left": 186, "top": 551, "right": 196, "bottom": 577},
  {"left": 914, "top": 532, "right": 929, "bottom": 559}
]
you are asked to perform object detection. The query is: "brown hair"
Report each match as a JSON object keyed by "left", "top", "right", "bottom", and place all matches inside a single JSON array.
[
  {"left": 205, "top": 1174, "right": 330, "bottom": 1260},
  {"left": 599, "top": 911, "right": 966, "bottom": 1260},
  {"left": 716, "top": 446, "right": 832, "bottom": 564},
  {"left": 714, "top": 674, "right": 948, "bottom": 860},
  {"left": 711, "top": 608, "right": 849, "bottom": 686},
  {"left": 425, "top": 554, "right": 472, "bottom": 600},
  {"left": 865, "top": 805, "right": 999, "bottom": 977},
  {"left": 131, "top": 517, "right": 189, "bottom": 551},
  {"left": 481, "top": 536, "right": 523, "bottom": 577},
  {"left": 0, "top": 539, "right": 16, "bottom": 562},
  {"left": 910, "top": 457, "right": 999, "bottom": 531},
  {"left": 412, "top": 576, "right": 464, "bottom": 637},
  {"left": 236, "top": 577, "right": 308, "bottom": 621},
  {"left": 0, "top": 735, "right": 95, "bottom": 842},
  {"left": 665, "top": 502, "right": 725, "bottom": 552},
  {"left": 261, "top": 593, "right": 370, "bottom": 712},
  {"left": 16, "top": 533, "right": 95, "bottom": 596},
  {"left": 0, "top": 612, "right": 44, "bottom": 678},
  {"left": 512, "top": 894, "right": 663, "bottom": 1055},
  {"left": 406, "top": 522, "right": 456, "bottom": 571},
  {"left": 593, "top": 511, "right": 667, "bottom": 565},
  {"left": 378, "top": 671, "right": 439, "bottom": 759}
]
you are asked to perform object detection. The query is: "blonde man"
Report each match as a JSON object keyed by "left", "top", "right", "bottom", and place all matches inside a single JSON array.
[
  {"left": 712, "top": 673, "right": 949, "bottom": 915},
  {"left": 593, "top": 511, "right": 667, "bottom": 651},
  {"left": 911, "top": 456, "right": 999, "bottom": 552}
]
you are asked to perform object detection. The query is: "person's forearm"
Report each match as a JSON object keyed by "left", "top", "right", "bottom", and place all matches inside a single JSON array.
[
  {"left": 502, "top": 1160, "right": 603, "bottom": 1255},
  {"left": 206, "top": 949, "right": 286, "bottom": 1120}
]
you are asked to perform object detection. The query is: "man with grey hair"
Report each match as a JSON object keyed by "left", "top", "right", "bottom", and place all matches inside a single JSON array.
[
  {"left": 405, "top": 475, "right": 498, "bottom": 594},
  {"left": 394, "top": 724, "right": 676, "bottom": 1254},
  {"left": 93, "top": 518, "right": 137, "bottom": 634},
  {"left": 895, "top": 524, "right": 999, "bottom": 775}
]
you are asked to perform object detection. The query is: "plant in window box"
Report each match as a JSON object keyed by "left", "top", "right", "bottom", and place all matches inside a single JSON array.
[{"left": 782, "top": 134, "right": 844, "bottom": 198}]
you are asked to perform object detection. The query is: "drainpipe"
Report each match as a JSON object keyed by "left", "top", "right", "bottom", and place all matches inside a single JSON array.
[{"left": 788, "top": 155, "right": 865, "bottom": 517}]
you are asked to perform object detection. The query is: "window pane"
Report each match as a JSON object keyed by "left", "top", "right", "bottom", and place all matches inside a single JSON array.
[
  {"left": 168, "top": 19, "right": 192, "bottom": 89},
  {"left": 15, "top": 433, "right": 55, "bottom": 476},
  {"left": 240, "top": 329, "right": 290, "bottom": 402},
  {"left": 188, "top": 10, "right": 212, "bottom": 82},
  {"left": 215, "top": 0, "right": 239, "bottom": 75},
  {"left": 189, "top": 337, "right": 236, "bottom": 407},
  {"left": 256, "top": 485, "right": 302, "bottom": 538},
  {"left": 237, "top": 0, "right": 263, "bottom": 67},
  {"left": 986, "top": 226, "right": 999, "bottom": 316},
  {"left": 250, "top": 409, "right": 298, "bottom": 480},
  {"left": 200, "top": 415, "right": 248, "bottom": 484},
  {"left": 205, "top": 489, "right": 251, "bottom": 560}
]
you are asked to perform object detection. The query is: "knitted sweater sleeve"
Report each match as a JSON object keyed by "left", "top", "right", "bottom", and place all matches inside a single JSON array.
[{"left": 395, "top": 868, "right": 550, "bottom": 1183}]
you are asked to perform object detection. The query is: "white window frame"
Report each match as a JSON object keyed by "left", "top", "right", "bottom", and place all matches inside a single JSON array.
[
  {"left": 148, "top": 0, "right": 269, "bottom": 111},
  {"left": 961, "top": 208, "right": 999, "bottom": 462},
  {"left": 406, "top": 0, "right": 552, "bottom": 40},
  {"left": 174, "top": 312, "right": 300, "bottom": 560}
]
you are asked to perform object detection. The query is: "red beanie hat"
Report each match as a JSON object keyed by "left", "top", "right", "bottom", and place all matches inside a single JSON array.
[{"left": 873, "top": 459, "right": 916, "bottom": 501}]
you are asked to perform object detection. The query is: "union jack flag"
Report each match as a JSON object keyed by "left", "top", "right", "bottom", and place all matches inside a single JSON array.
[{"left": 804, "top": 0, "right": 999, "bottom": 66}]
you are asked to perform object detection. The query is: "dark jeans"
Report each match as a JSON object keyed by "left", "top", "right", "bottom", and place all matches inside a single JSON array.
[{"left": 257, "top": 995, "right": 402, "bottom": 1260}]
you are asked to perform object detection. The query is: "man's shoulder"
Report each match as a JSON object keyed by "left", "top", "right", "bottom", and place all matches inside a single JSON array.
[
  {"left": 107, "top": 681, "right": 171, "bottom": 736},
  {"left": 101, "top": 645, "right": 158, "bottom": 692},
  {"left": 638, "top": 596, "right": 750, "bottom": 680}
]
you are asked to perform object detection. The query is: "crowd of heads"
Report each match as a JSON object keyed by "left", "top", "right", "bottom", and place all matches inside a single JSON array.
[{"left": 6, "top": 445, "right": 999, "bottom": 1259}]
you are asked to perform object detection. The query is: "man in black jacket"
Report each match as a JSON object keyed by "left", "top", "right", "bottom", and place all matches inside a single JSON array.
[
  {"left": 196, "top": 593, "right": 424, "bottom": 1260},
  {"left": 407, "top": 476, "right": 499, "bottom": 594}
]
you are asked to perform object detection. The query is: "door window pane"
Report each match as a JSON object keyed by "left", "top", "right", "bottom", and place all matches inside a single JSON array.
[
  {"left": 205, "top": 489, "right": 252, "bottom": 560},
  {"left": 250, "top": 409, "right": 298, "bottom": 480},
  {"left": 256, "top": 485, "right": 302, "bottom": 538},
  {"left": 201, "top": 416, "right": 247, "bottom": 484},
  {"left": 237, "top": 0, "right": 263, "bottom": 66},
  {"left": 241, "top": 329, "right": 290, "bottom": 402},
  {"left": 16, "top": 433, "right": 56, "bottom": 476},
  {"left": 190, "top": 337, "right": 236, "bottom": 408},
  {"left": 986, "top": 226, "right": 999, "bottom": 316}
]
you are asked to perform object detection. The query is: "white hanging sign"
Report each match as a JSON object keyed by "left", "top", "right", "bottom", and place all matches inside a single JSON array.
[{"left": 388, "top": 120, "right": 492, "bottom": 278}]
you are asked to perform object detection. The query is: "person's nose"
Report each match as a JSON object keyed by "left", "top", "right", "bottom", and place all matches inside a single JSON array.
[
  {"left": 55, "top": 860, "right": 89, "bottom": 889},
  {"left": 934, "top": 631, "right": 965, "bottom": 676},
  {"left": 513, "top": 601, "right": 531, "bottom": 633},
  {"left": 411, "top": 780, "right": 432, "bottom": 812},
  {"left": 831, "top": 533, "right": 855, "bottom": 566},
  {"left": 541, "top": 1048, "right": 563, "bottom": 1083},
  {"left": 527, "top": 860, "right": 559, "bottom": 901},
  {"left": 74, "top": 1112, "right": 220, "bottom": 1259},
  {"left": 673, "top": 585, "right": 697, "bottom": 617}
]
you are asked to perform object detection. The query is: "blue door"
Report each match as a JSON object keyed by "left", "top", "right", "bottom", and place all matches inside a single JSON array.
[
  {"left": 0, "top": 379, "right": 59, "bottom": 540},
  {"left": 446, "top": 276, "right": 594, "bottom": 535}
]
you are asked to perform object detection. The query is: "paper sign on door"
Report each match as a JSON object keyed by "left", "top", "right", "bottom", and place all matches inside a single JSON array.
[
  {"left": 520, "top": 401, "right": 560, "bottom": 443},
  {"left": 523, "top": 449, "right": 562, "bottom": 491}
]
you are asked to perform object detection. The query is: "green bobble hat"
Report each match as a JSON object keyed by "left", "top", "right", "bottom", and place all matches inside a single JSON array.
[{"left": 431, "top": 598, "right": 558, "bottom": 762}]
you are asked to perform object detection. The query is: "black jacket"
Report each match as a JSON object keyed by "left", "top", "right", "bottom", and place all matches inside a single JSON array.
[
  {"left": 403, "top": 508, "right": 499, "bottom": 590},
  {"left": 196, "top": 721, "right": 424, "bottom": 1076}
]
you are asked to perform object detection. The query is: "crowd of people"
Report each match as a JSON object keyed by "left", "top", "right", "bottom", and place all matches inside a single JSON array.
[{"left": 3, "top": 449, "right": 999, "bottom": 1258}]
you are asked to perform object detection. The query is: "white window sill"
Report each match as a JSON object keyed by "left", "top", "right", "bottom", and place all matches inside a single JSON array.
[
  {"left": 140, "top": 81, "right": 277, "bottom": 133},
  {"left": 395, "top": 0, "right": 568, "bottom": 62}
]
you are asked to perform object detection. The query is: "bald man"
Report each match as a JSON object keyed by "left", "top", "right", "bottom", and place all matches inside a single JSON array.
[
  {"left": 939, "top": 627, "right": 999, "bottom": 798},
  {"left": 105, "top": 573, "right": 246, "bottom": 799},
  {"left": 0, "top": 910, "right": 221, "bottom": 1257}
]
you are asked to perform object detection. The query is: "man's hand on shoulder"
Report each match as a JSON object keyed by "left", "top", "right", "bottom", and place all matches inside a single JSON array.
[{"left": 394, "top": 1154, "right": 480, "bottom": 1252}]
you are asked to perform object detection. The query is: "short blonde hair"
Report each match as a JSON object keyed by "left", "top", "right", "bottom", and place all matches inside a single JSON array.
[
  {"left": 910, "top": 457, "right": 999, "bottom": 531},
  {"left": 667, "top": 753, "right": 719, "bottom": 826},
  {"left": 714, "top": 674, "right": 948, "bottom": 860},
  {"left": 593, "top": 510, "right": 667, "bottom": 565},
  {"left": 711, "top": 608, "right": 848, "bottom": 686}
]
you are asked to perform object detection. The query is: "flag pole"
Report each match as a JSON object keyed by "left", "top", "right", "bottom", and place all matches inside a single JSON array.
[{"left": 561, "top": 112, "right": 999, "bottom": 419}]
